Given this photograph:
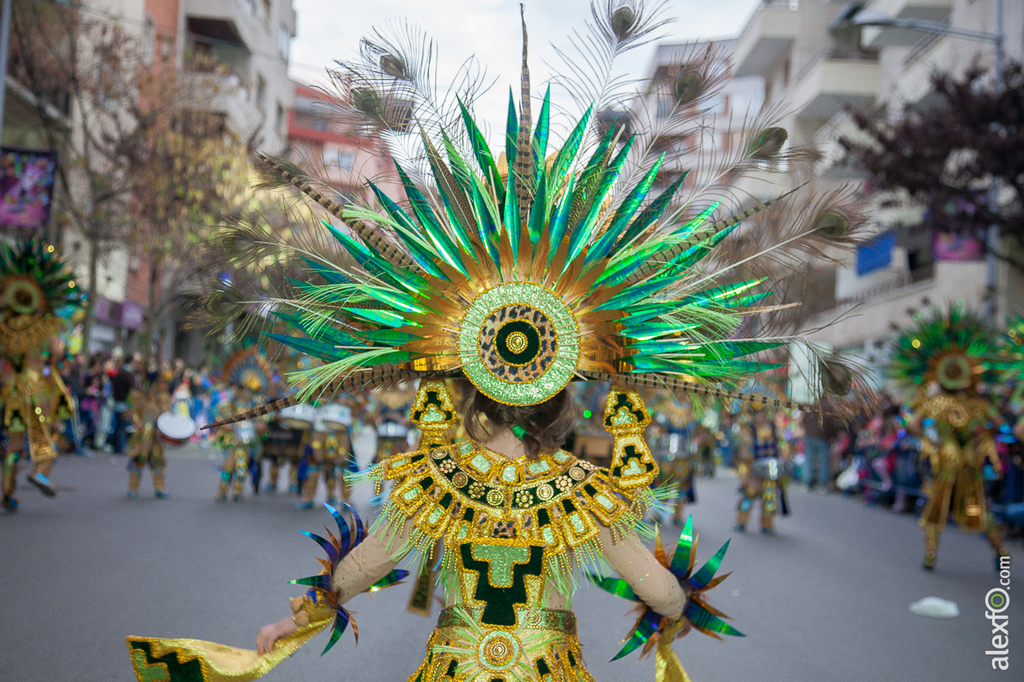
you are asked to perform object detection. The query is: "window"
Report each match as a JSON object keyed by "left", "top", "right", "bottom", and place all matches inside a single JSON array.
[
  {"left": 256, "top": 74, "right": 266, "bottom": 110},
  {"left": 323, "top": 148, "right": 356, "bottom": 170},
  {"left": 279, "top": 23, "right": 291, "bottom": 60}
]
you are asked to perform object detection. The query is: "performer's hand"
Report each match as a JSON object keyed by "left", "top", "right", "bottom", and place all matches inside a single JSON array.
[{"left": 256, "top": 615, "right": 298, "bottom": 655}]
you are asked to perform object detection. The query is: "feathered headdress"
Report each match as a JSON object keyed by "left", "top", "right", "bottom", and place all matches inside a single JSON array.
[
  {"left": 0, "top": 239, "right": 84, "bottom": 356},
  {"left": 995, "top": 315, "right": 1024, "bottom": 404},
  {"left": 204, "top": 1, "right": 867, "bottom": 423},
  {"left": 222, "top": 347, "right": 274, "bottom": 392},
  {"left": 890, "top": 305, "right": 998, "bottom": 393}
]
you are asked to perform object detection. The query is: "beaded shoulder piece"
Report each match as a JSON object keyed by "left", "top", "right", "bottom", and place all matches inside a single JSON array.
[{"left": 369, "top": 439, "right": 656, "bottom": 574}]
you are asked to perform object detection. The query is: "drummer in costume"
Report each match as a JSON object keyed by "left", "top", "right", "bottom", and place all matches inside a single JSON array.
[
  {"left": 892, "top": 306, "right": 1008, "bottom": 570},
  {"left": 213, "top": 349, "right": 272, "bottom": 502},
  {"left": 127, "top": 372, "right": 173, "bottom": 499},
  {"left": 370, "top": 383, "right": 416, "bottom": 463},
  {"left": 128, "top": 3, "right": 869, "bottom": 679},
  {"left": 0, "top": 240, "right": 84, "bottom": 511},
  {"left": 734, "top": 406, "right": 791, "bottom": 534}
]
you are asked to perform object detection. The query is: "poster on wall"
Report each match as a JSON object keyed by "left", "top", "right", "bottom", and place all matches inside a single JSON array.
[
  {"left": 0, "top": 148, "right": 58, "bottom": 230},
  {"left": 932, "top": 231, "right": 984, "bottom": 261}
]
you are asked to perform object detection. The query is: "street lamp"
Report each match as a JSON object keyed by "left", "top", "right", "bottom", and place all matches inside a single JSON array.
[{"left": 849, "top": 1, "right": 1005, "bottom": 323}]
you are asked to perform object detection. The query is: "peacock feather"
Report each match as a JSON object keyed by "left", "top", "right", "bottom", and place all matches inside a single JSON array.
[{"left": 202, "top": 0, "right": 869, "bottom": 424}]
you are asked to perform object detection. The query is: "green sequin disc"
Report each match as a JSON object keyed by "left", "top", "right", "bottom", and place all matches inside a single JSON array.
[{"left": 458, "top": 282, "right": 579, "bottom": 405}]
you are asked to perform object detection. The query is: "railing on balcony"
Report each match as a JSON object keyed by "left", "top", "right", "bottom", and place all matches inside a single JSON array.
[
  {"left": 737, "top": 0, "right": 801, "bottom": 40},
  {"left": 793, "top": 46, "right": 879, "bottom": 84}
]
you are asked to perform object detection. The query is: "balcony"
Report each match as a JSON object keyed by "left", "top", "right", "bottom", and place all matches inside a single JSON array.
[
  {"left": 184, "top": 0, "right": 266, "bottom": 57},
  {"left": 861, "top": 0, "right": 954, "bottom": 47},
  {"left": 732, "top": 1, "right": 801, "bottom": 78},
  {"left": 181, "top": 71, "right": 263, "bottom": 141},
  {"left": 791, "top": 49, "right": 880, "bottom": 121}
]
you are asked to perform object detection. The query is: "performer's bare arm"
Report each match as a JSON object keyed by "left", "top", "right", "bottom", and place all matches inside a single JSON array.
[
  {"left": 257, "top": 518, "right": 414, "bottom": 654},
  {"left": 598, "top": 524, "right": 685, "bottom": 619}
]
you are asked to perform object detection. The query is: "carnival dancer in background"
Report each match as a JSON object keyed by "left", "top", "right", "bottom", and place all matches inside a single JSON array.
[
  {"left": 127, "top": 372, "right": 172, "bottom": 499},
  {"left": 213, "top": 349, "right": 272, "bottom": 502},
  {"left": 0, "top": 241, "right": 84, "bottom": 510},
  {"left": 652, "top": 397, "right": 698, "bottom": 526},
  {"left": 891, "top": 305, "right": 1007, "bottom": 570},
  {"left": 369, "top": 383, "right": 416, "bottom": 464},
  {"left": 735, "top": 407, "right": 792, "bottom": 534}
]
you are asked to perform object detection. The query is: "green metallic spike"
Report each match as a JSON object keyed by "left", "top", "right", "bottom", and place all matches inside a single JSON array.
[
  {"left": 470, "top": 175, "right": 501, "bottom": 269},
  {"left": 417, "top": 131, "right": 475, "bottom": 254},
  {"left": 370, "top": 569, "right": 408, "bottom": 590},
  {"left": 531, "top": 85, "right": 551, "bottom": 183},
  {"left": 566, "top": 135, "right": 635, "bottom": 268},
  {"left": 549, "top": 106, "right": 593, "bottom": 195},
  {"left": 368, "top": 180, "right": 419, "bottom": 235},
  {"left": 527, "top": 169, "right": 548, "bottom": 245},
  {"left": 670, "top": 516, "right": 695, "bottom": 578},
  {"left": 441, "top": 131, "right": 474, "bottom": 196},
  {"left": 264, "top": 333, "right": 348, "bottom": 362},
  {"left": 585, "top": 154, "right": 663, "bottom": 266},
  {"left": 504, "top": 164, "right": 520, "bottom": 260},
  {"left": 595, "top": 276, "right": 675, "bottom": 312},
  {"left": 301, "top": 257, "right": 349, "bottom": 285},
  {"left": 619, "top": 319, "right": 699, "bottom": 341},
  {"left": 505, "top": 89, "right": 519, "bottom": 168},
  {"left": 684, "top": 602, "right": 743, "bottom": 637},
  {"left": 611, "top": 610, "right": 662, "bottom": 662},
  {"left": 342, "top": 306, "right": 407, "bottom": 328},
  {"left": 393, "top": 162, "right": 468, "bottom": 278},
  {"left": 568, "top": 125, "right": 616, "bottom": 229},
  {"left": 457, "top": 96, "right": 504, "bottom": 203},
  {"left": 679, "top": 280, "right": 764, "bottom": 308},
  {"left": 547, "top": 175, "right": 575, "bottom": 255},
  {"left": 617, "top": 172, "right": 687, "bottom": 249},
  {"left": 356, "top": 328, "right": 417, "bottom": 345},
  {"left": 322, "top": 220, "right": 429, "bottom": 293},
  {"left": 590, "top": 575, "right": 640, "bottom": 601},
  {"left": 359, "top": 285, "right": 428, "bottom": 315}
]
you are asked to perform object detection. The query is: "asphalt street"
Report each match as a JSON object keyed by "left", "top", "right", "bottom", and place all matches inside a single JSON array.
[{"left": 1, "top": 430, "right": 1021, "bottom": 682}]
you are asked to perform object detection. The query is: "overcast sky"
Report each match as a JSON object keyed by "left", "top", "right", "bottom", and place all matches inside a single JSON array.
[{"left": 288, "top": 0, "right": 762, "bottom": 134}]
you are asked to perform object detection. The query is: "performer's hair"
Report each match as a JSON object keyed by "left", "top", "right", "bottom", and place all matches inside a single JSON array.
[{"left": 463, "top": 386, "right": 577, "bottom": 459}]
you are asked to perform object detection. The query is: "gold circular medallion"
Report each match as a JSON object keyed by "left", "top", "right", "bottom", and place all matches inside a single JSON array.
[
  {"left": 452, "top": 472, "right": 469, "bottom": 488},
  {"left": 486, "top": 489, "right": 504, "bottom": 507},
  {"left": 536, "top": 483, "right": 554, "bottom": 501},
  {"left": 477, "top": 631, "right": 521, "bottom": 672}
]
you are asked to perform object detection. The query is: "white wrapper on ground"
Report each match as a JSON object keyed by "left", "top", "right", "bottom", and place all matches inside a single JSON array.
[{"left": 909, "top": 597, "right": 960, "bottom": 619}]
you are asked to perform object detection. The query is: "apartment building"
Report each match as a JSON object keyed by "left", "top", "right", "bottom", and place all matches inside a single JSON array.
[
  {"left": 636, "top": 40, "right": 766, "bottom": 201},
  {"left": 732, "top": 0, "right": 1024, "bottom": 387},
  {"left": 287, "top": 82, "right": 404, "bottom": 206},
  {"left": 2, "top": 0, "right": 296, "bottom": 353}
]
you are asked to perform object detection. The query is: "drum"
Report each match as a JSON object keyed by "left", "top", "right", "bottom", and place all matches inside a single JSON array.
[
  {"left": 376, "top": 420, "right": 409, "bottom": 438},
  {"left": 752, "top": 457, "right": 794, "bottom": 481},
  {"left": 278, "top": 404, "right": 316, "bottom": 430},
  {"left": 157, "top": 412, "right": 197, "bottom": 446},
  {"left": 320, "top": 404, "right": 352, "bottom": 430}
]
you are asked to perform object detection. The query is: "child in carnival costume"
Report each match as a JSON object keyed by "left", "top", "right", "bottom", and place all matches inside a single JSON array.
[
  {"left": 212, "top": 348, "right": 272, "bottom": 502},
  {"left": 0, "top": 240, "right": 84, "bottom": 510},
  {"left": 127, "top": 3, "right": 870, "bottom": 679},
  {"left": 733, "top": 406, "right": 791, "bottom": 534},
  {"left": 890, "top": 305, "right": 1008, "bottom": 570},
  {"left": 127, "top": 371, "right": 173, "bottom": 499}
]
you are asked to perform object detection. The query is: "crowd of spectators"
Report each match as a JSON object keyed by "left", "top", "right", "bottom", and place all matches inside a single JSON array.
[{"left": 56, "top": 350, "right": 221, "bottom": 455}]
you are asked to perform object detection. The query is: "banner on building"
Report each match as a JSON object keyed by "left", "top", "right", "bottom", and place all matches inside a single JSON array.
[
  {"left": 0, "top": 148, "right": 58, "bottom": 229},
  {"left": 932, "top": 231, "right": 983, "bottom": 262}
]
